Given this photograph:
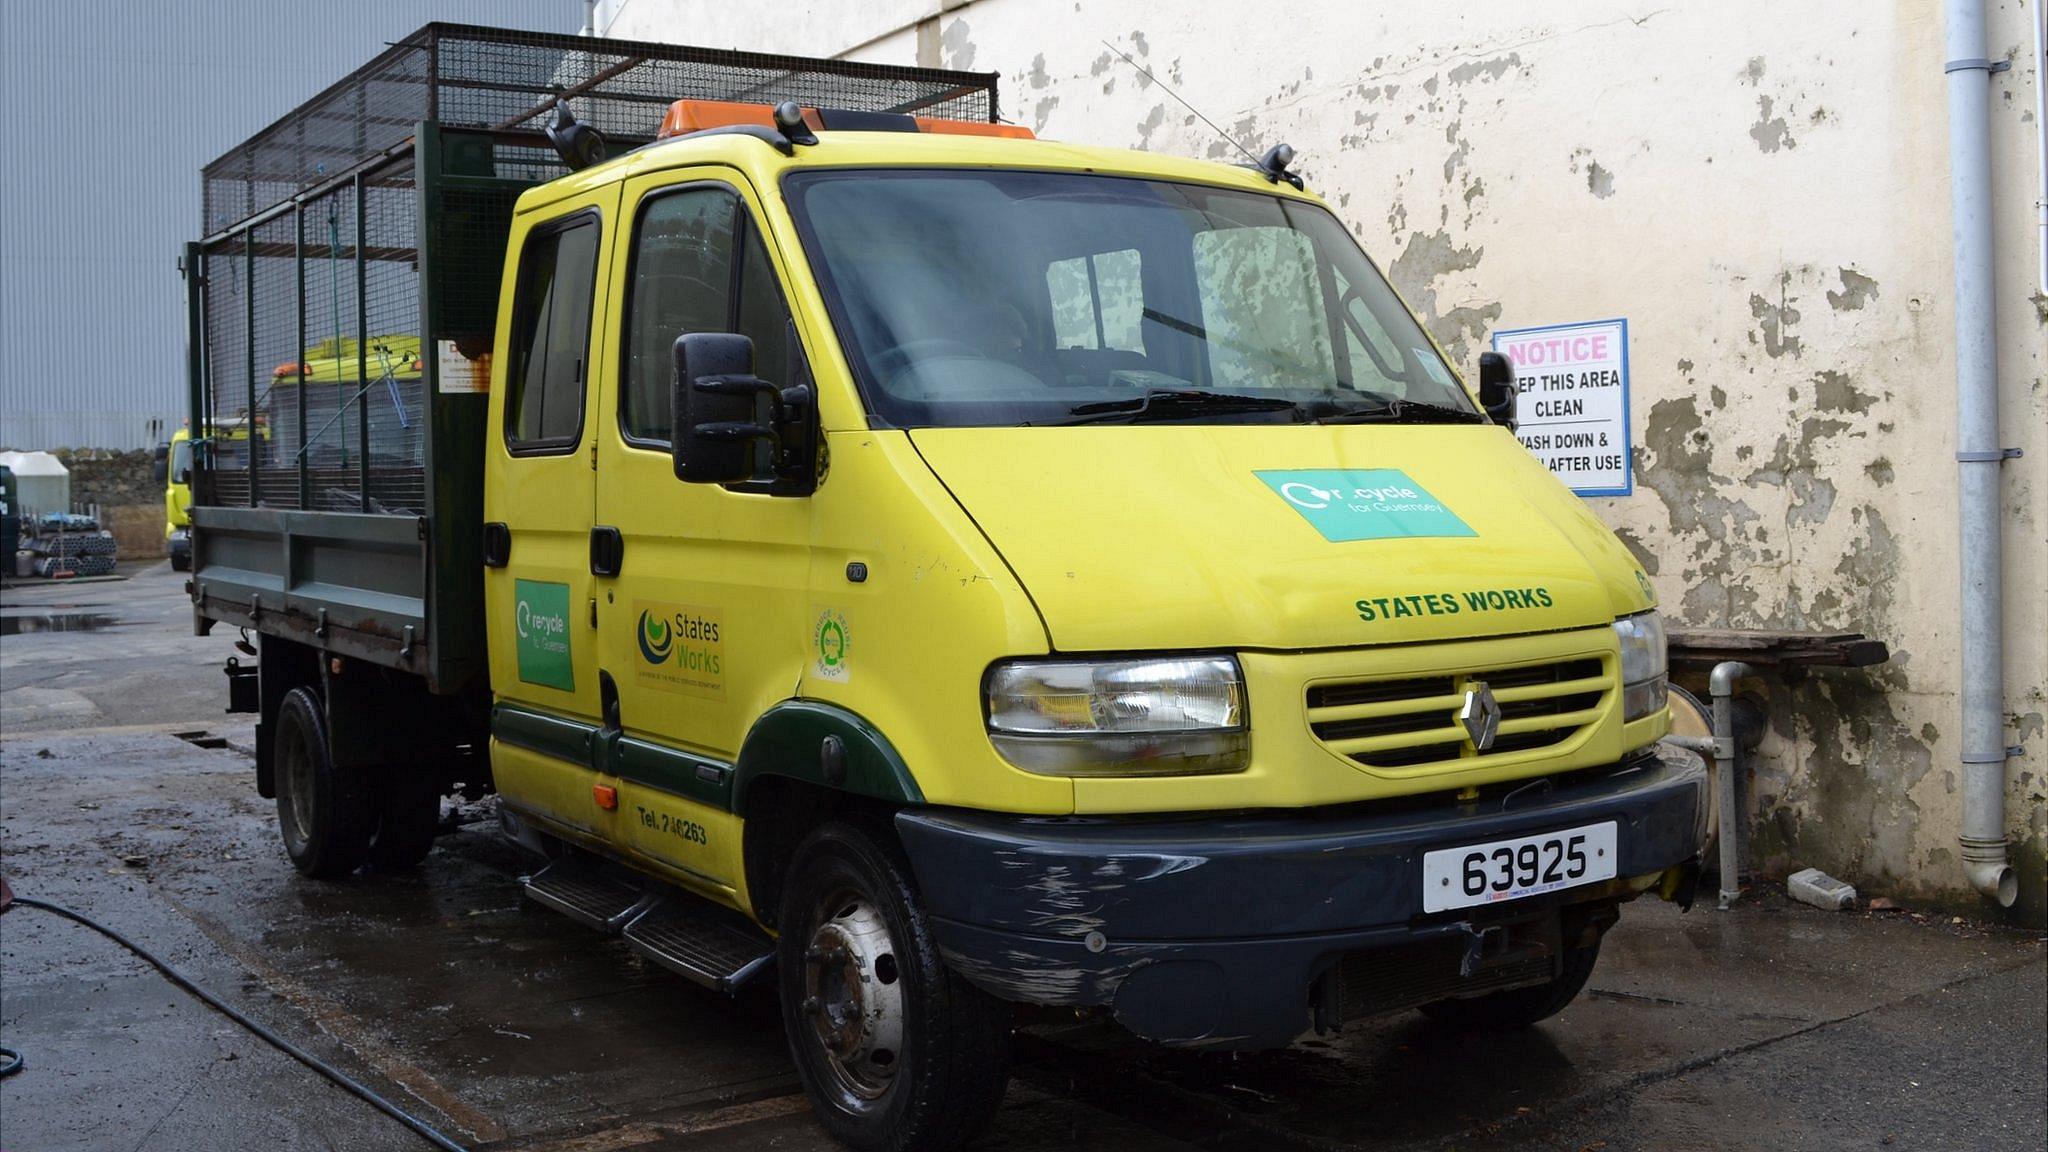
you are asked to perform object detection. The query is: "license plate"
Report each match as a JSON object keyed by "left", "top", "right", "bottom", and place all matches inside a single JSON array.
[{"left": 1422, "top": 821, "right": 1618, "bottom": 913}]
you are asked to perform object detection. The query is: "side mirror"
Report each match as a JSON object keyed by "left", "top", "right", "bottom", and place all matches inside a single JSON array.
[
  {"left": 544, "top": 100, "right": 607, "bottom": 171},
  {"left": 1478, "top": 351, "right": 1517, "bottom": 431},
  {"left": 671, "top": 332, "right": 813, "bottom": 486},
  {"left": 152, "top": 443, "right": 169, "bottom": 486}
]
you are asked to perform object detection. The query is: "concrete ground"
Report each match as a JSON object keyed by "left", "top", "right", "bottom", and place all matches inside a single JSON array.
[{"left": 3, "top": 566, "right": 2043, "bottom": 1152}]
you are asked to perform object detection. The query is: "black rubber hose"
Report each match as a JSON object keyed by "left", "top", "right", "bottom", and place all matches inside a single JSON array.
[{"left": 5, "top": 897, "right": 469, "bottom": 1152}]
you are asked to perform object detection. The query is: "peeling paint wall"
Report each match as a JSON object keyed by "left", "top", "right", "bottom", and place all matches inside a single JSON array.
[{"left": 608, "top": 0, "right": 2048, "bottom": 923}]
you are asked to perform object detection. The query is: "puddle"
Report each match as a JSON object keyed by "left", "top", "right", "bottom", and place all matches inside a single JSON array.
[{"left": 0, "top": 611, "right": 122, "bottom": 635}]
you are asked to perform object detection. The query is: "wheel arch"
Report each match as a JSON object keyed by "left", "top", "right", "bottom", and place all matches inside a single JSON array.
[
  {"left": 731, "top": 699, "right": 924, "bottom": 814},
  {"left": 734, "top": 699, "right": 924, "bottom": 924}
]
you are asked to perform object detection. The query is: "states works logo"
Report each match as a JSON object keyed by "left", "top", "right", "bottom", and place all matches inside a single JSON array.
[
  {"left": 631, "top": 601, "right": 724, "bottom": 699},
  {"left": 637, "top": 609, "right": 674, "bottom": 665}
]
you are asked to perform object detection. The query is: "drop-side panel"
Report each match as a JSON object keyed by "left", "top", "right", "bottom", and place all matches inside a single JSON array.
[{"left": 190, "top": 506, "right": 434, "bottom": 683}]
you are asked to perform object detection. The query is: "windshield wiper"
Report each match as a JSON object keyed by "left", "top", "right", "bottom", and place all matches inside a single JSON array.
[
  {"left": 1052, "top": 389, "right": 1302, "bottom": 426},
  {"left": 1315, "top": 396, "right": 1488, "bottom": 425}
]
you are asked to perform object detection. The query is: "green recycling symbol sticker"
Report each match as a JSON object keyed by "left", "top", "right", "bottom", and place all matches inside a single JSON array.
[{"left": 813, "top": 609, "right": 851, "bottom": 682}]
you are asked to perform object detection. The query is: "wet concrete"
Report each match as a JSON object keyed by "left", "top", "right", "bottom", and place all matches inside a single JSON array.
[
  {"left": 1, "top": 563, "right": 243, "bottom": 733},
  {"left": 2, "top": 568, "right": 2043, "bottom": 1150}
]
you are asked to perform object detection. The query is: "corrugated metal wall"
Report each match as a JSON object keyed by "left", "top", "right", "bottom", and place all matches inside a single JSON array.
[{"left": 0, "top": 1, "right": 580, "bottom": 451}]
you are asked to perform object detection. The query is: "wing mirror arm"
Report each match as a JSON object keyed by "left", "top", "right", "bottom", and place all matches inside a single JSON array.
[{"left": 690, "top": 376, "right": 813, "bottom": 470}]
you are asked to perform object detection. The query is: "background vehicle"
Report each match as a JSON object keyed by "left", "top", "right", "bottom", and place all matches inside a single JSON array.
[
  {"left": 155, "top": 428, "right": 194, "bottom": 569},
  {"left": 183, "top": 25, "right": 1704, "bottom": 1152}
]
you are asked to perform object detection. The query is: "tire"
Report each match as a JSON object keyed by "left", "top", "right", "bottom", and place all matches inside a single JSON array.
[
  {"left": 366, "top": 768, "right": 442, "bottom": 872},
  {"left": 777, "top": 821, "right": 1012, "bottom": 1152},
  {"left": 169, "top": 551, "right": 191, "bottom": 572},
  {"left": 273, "top": 687, "right": 373, "bottom": 878},
  {"left": 1419, "top": 940, "right": 1601, "bottom": 1031}
]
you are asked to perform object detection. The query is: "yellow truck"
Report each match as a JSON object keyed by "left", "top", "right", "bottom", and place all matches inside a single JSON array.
[
  {"left": 156, "top": 427, "right": 195, "bottom": 570},
  {"left": 157, "top": 421, "right": 262, "bottom": 570},
  {"left": 184, "top": 26, "right": 1704, "bottom": 1152}
]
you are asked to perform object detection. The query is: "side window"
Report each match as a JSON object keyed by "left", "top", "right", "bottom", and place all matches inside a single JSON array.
[
  {"left": 506, "top": 217, "right": 601, "bottom": 451},
  {"left": 1046, "top": 248, "right": 1144, "bottom": 352},
  {"left": 623, "top": 186, "right": 798, "bottom": 443},
  {"left": 1192, "top": 226, "right": 1334, "bottom": 391}
]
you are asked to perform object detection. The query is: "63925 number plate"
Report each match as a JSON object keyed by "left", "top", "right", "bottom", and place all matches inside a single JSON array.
[{"left": 1422, "top": 821, "right": 1617, "bottom": 913}]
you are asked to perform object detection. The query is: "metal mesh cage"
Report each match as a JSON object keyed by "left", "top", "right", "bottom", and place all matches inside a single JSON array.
[
  {"left": 203, "top": 23, "right": 1001, "bottom": 234},
  {"left": 192, "top": 24, "right": 999, "bottom": 517}
]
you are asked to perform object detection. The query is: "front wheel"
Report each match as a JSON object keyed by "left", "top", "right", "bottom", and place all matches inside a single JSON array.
[
  {"left": 777, "top": 821, "right": 1011, "bottom": 1152},
  {"left": 1419, "top": 940, "right": 1601, "bottom": 1031}
]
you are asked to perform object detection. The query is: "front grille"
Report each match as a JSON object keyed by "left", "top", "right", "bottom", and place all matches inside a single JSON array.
[{"left": 1307, "top": 654, "right": 1611, "bottom": 772}]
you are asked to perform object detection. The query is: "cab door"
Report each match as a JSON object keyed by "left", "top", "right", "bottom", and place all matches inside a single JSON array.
[
  {"left": 591, "top": 170, "right": 813, "bottom": 897},
  {"left": 484, "top": 186, "right": 620, "bottom": 842}
]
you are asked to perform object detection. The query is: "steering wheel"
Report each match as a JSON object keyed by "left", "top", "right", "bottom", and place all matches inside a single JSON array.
[{"left": 871, "top": 338, "right": 986, "bottom": 382}]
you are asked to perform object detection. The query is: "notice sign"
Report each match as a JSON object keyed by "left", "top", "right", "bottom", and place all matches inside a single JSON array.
[
  {"left": 437, "top": 340, "right": 490, "bottom": 394},
  {"left": 1492, "top": 318, "right": 1632, "bottom": 496}
]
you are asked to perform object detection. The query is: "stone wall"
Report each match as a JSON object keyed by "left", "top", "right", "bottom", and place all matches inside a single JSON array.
[{"left": 50, "top": 448, "right": 163, "bottom": 559}]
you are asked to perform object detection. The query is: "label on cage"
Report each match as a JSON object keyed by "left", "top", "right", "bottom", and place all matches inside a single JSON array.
[{"left": 437, "top": 340, "right": 491, "bottom": 394}]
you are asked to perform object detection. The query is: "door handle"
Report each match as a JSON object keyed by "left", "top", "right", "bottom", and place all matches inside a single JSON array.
[
  {"left": 589, "top": 526, "right": 623, "bottom": 577},
  {"left": 482, "top": 521, "right": 511, "bottom": 568}
]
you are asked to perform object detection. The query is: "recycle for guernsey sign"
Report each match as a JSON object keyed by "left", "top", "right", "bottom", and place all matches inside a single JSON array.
[{"left": 1492, "top": 318, "right": 1633, "bottom": 497}]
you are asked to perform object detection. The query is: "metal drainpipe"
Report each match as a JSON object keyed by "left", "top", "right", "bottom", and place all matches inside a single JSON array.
[
  {"left": 2034, "top": 0, "right": 2047, "bottom": 296},
  {"left": 1709, "top": 662, "right": 1754, "bottom": 910},
  {"left": 1945, "top": 0, "right": 2020, "bottom": 907}
]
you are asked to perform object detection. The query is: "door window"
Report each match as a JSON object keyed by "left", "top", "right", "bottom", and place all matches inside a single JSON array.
[
  {"left": 622, "top": 186, "right": 797, "bottom": 444},
  {"left": 505, "top": 217, "right": 601, "bottom": 452}
]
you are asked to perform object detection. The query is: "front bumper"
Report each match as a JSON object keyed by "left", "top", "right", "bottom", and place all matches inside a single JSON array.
[{"left": 895, "top": 742, "right": 1705, "bottom": 1050}]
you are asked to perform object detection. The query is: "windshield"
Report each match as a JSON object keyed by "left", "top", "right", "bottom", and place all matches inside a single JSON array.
[{"left": 783, "top": 170, "right": 1477, "bottom": 428}]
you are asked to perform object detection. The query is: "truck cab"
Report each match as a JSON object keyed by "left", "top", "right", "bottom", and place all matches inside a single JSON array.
[{"left": 473, "top": 105, "right": 1704, "bottom": 1149}]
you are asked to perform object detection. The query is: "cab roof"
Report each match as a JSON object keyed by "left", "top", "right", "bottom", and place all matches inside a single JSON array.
[{"left": 517, "top": 126, "right": 1317, "bottom": 215}]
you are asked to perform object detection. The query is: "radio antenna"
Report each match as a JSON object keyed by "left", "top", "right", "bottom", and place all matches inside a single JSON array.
[{"left": 1098, "top": 39, "right": 1260, "bottom": 166}]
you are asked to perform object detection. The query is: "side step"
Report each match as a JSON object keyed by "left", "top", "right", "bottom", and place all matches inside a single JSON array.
[
  {"left": 523, "top": 857, "right": 657, "bottom": 932},
  {"left": 622, "top": 899, "right": 776, "bottom": 992}
]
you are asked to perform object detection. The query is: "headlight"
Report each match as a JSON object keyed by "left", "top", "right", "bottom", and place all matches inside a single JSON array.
[
  {"left": 985, "top": 656, "right": 1248, "bottom": 776},
  {"left": 1612, "top": 611, "right": 1668, "bottom": 722}
]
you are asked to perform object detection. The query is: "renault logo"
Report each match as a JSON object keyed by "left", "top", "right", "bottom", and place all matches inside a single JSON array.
[{"left": 1460, "top": 681, "right": 1502, "bottom": 751}]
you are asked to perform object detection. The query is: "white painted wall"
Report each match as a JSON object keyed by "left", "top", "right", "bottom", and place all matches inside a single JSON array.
[{"left": 607, "top": 0, "right": 2048, "bottom": 919}]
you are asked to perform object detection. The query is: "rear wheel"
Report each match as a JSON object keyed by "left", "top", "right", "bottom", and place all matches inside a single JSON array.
[
  {"left": 367, "top": 768, "right": 442, "bottom": 872},
  {"left": 273, "top": 687, "right": 373, "bottom": 878},
  {"left": 1419, "top": 940, "right": 1601, "bottom": 1031},
  {"left": 777, "top": 821, "right": 1011, "bottom": 1152}
]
